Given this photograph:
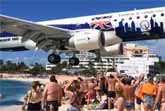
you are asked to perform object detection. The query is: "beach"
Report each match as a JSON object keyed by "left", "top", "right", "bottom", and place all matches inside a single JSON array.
[
  {"left": 0, "top": 73, "right": 83, "bottom": 83},
  {"left": 0, "top": 73, "right": 86, "bottom": 111},
  {"left": 0, "top": 73, "right": 160, "bottom": 111},
  {"left": 1, "top": 105, "right": 22, "bottom": 111}
]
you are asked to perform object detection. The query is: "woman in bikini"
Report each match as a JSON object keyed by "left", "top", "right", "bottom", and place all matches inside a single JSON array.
[
  {"left": 23, "top": 81, "right": 42, "bottom": 111},
  {"left": 65, "top": 80, "right": 82, "bottom": 111}
]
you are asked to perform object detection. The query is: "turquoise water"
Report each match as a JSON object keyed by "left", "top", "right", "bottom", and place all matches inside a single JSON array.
[{"left": 0, "top": 79, "right": 31, "bottom": 106}]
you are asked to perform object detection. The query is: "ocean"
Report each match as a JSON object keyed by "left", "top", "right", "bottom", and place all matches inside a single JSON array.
[{"left": 0, "top": 79, "right": 31, "bottom": 106}]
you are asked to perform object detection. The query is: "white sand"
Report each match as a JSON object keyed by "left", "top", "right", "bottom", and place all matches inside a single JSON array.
[{"left": 1, "top": 105, "right": 22, "bottom": 111}]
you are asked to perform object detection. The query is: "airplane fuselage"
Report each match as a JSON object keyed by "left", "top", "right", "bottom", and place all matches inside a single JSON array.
[{"left": 0, "top": 7, "right": 165, "bottom": 51}]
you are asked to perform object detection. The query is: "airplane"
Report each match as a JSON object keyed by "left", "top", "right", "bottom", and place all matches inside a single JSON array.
[{"left": 0, "top": 7, "right": 165, "bottom": 65}]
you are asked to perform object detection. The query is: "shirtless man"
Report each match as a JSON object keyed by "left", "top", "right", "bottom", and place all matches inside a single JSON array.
[
  {"left": 113, "top": 72, "right": 144, "bottom": 111},
  {"left": 106, "top": 73, "right": 116, "bottom": 109},
  {"left": 153, "top": 76, "right": 165, "bottom": 111},
  {"left": 42, "top": 75, "right": 63, "bottom": 111}
]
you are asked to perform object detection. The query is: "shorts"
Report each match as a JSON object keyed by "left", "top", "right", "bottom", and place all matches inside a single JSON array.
[
  {"left": 107, "top": 91, "right": 116, "bottom": 98},
  {"left": 136, "top": 97, "right": 142, "bottom": 105},
  {"left": 124, "top": 101, "right": 135, "bottom": 110},
  {"left": 143, "top": 94, "right": 155, "bottom": 107},
  {"left": 27, "top": 101, "right": 41, "bottom": 111},
  {"left": 67, "top": 105, "right": 79, "bottom": 111},
  {"left": 46, "top": 100, "right": 59, "bottom": 111}
]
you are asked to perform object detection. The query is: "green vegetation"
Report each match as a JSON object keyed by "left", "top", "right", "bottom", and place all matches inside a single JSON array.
[
  {"left": 155, "top": 61, "right": 165, "bottom": 74},
  {"left": 79, "top": 61, "right": 96, "bottom": 77},
  {"left": 1, "top": 59, "right": 165, "bottom": 76},
  {"left": 29, "top": 63, "right": 46, "bottom": 75},
  {"left": 0, "top": 59, "right": 98, "bottom": 76},
  {"left": 50, "top": 61, "right": 67, "bottom": 74},
  {"left": 0, "top": 60, "right": 28, "bottom": 73}
]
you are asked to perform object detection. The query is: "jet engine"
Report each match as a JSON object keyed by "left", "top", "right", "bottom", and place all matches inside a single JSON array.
[
  {"left": 23, "top": 40, "right": 37, "bottom": 50},
  {"left": 68, "top": 29, "right": 105, "bottom": 51},
  {"left": 103, "top": 31, "right": 122, "bottom": 46},
  {"left": 68, "top": 29, "right": 122, "bottom": 52},
  {"left": 100, "top": 43, "right": 123, "bottom": 56}
]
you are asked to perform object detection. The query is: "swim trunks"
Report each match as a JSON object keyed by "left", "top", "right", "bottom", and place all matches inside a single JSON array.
[
  {"left": 107, "top": 91, "right": 116, "bottom": 98},
  {"left": 124, "top": 101, "right": 135, "bottom": 110},
  {"left": 46, "top": 100, "right": 59, "bottom": 111},
  {"left": 143, "top": 94, "right": 155, "bottom": 107}
]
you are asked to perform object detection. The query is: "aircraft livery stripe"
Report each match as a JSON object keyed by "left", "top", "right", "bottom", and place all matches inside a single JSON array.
[
  {"left": 0, "top": 46, "right": 28, "bottom": 51},
  {"left": 0, "top": 32, "right": 16, "bottom": 37}
]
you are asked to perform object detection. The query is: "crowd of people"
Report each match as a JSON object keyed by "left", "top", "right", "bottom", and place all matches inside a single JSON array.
[{"left": 22, "top": 70, "right": 165, "bottom": 111}]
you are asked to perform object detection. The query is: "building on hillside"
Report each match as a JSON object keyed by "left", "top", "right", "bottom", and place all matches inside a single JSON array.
[
  {"left": 45, "top": 64, "right": 56, "bottom": 71},
  {"left": 123, "top": 43, "right": 149, "bottom": 56},
  {"left": 77, "top": 44, "right": 160, "bottom": 76}
]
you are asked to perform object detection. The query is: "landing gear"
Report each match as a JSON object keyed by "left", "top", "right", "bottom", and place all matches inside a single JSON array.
[
  {"left": 48, "top": 53, "right": 61, "bottom": 64},
  {"left": 48, "top": 53, "right": 79, "bottom": 65},
  {"left": 69, "top": 57, "right": 79, "bottom": 65}
]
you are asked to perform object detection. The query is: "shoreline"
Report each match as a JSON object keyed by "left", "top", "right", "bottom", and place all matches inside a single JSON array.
[
  {"left": 0, "top": 77, "right": 49, "bottom": 84},
  {"left": 0, "top": 73, "right": 84, "bottom": 83}
]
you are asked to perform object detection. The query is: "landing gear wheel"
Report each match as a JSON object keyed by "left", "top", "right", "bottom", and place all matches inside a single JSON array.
[
  {"left": 69, "top": 57, "right": 79, "bottom": 65},
  {"left": 48, "top": 54, "right": 61, "bottom": 64}
]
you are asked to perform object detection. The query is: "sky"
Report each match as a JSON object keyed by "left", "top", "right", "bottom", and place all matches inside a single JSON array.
[{"left": 0, "top": 0, "right": 165, "bottom": 65}]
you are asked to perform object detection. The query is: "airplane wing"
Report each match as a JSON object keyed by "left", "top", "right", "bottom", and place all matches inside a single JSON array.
[{"left": 0, "top": 15, "right": 71, "bottom": 51}]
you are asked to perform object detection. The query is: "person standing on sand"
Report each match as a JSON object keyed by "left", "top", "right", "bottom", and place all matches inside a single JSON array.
[
  {"left": 86, "top": 79, "right": 97, "bottom": 105},
  {"left": 65, "top": 80, "right": 82, "bottom": 111},
  {"left": 153, "top": 76, "right": 165, "bottom": 111},
  {"left": 114, "top": 76, "right": 125, "bottom": 111},
  {"left": 112, "top": 72, "right": 144, "bottom": 111},
  {"left": 140, "top": 74, "right": 158, "bottom": 111},
  {"left": 106, "top": 73, "right": 116, "bottom": 109},
  {"left": 42, "top": 75, "right": 63, "bottom": 111},
  {"left": 23, "top": 81, "right": 42, "bottom": 111}
]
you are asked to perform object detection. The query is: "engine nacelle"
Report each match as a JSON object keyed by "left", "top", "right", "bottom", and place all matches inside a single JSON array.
[
  {"left": 68, "top": 29, "right": 104, "bottom": 51},
  {"left": 23, "top": 40, "right": 37, "bottom": 50},
  {"left": 100, "top": 43, "right": 123, "bottom": 56},
  {"left": 103, "top": 31, "right": 122, "bottom": 46}
]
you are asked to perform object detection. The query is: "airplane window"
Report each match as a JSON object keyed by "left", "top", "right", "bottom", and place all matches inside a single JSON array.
[
  {"left": 96, "top": 17, "right": 100, "bottom": 20},
  {"left": 108, "top": 16, "right": 112, "bottom": 18},
  {"left": 12, "top": 38, "right": 19, "bottom": 41},
  {"left": 161, "top": 13, "right": 164, "bottom": 16},
  {"left": 137, "top": 16, "right": 140, "bottom": 19},
  {"left": 153, "top": 14, "right": 156, "bottom": 17},
  {"left": 103, "top": 16, "right": 108, "bottom": 19},
  {"left": 129, "top": 17, "right": 132, "bottom": 20},
  {"left": 0, "top": 38, "right": 10, "bottom": 42},
  {"left": 144, "top": 15, "right": 148, "bottom": 18}
]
